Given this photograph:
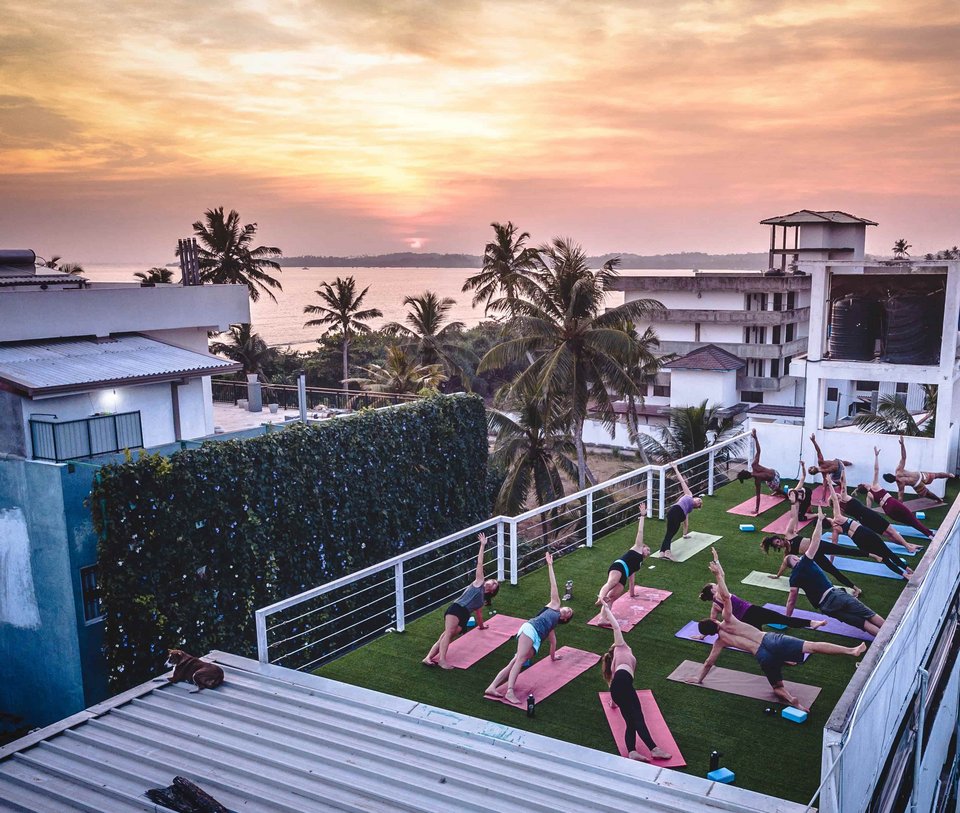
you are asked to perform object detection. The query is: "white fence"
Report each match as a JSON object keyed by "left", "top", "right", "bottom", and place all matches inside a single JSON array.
[
  {"left": 254, "top": 432, "right": 749, "bottom": 670},
  {"left": 816, "top": 492, "right": 960, "bottom": 812}
]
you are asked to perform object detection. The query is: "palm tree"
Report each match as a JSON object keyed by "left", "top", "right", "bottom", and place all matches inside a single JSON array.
[
  {"left": 44, "top": 255, "right": 84, "bottom": 275},
  {"left": 134, "top": 267, "right": 174, "bottom": 284},
  {"left": 479, "top": 237, "right": 664, "bottom": 489},
  {"left": 487, "top": 379, "right": 578, "bottom": 515},
  {"left": 189, "top": 207, "right": 283, "bottom": 302},
  {"left": 615, "top": 322, "right": 669, "bottom": 445},
  {"left": 853, "top": 385, "right": 937, "bottom": 436},
  {"left": 639, "top": 400, "right": 745, "bottom": 493},
  {"left": 383, "top": 291, "right": 472, "bottom": 386},
  {"left": 303, "top": 276, "right": 383, "bottom": 392},
  {"left": 892, "top": 239, "right": 911, "bottom": 260},
  {"left": 345, "top": 345, "right": 446, "bottom": 394},
  {"left": 462, "top": 221, "right": 539, "bottom": 317},
  {"left": 209, "top": 323, "right": 276, "bottom": 376}
]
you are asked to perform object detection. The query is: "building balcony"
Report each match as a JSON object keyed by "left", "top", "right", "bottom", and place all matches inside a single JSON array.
[
  {"left": 641, "top": 307, "right": 810, "bottom": 325},
  {"left": 657, "top": 337, "right": 807, "bottom": 360},
  {"left": 610, "top": 275, "right": 811, "bottom": 293},
  {"left": 29, "top": 411, "right": 143, "bottom": 462},
  {"left": 738, "top": 375, "right": 799, "bottom": 392}
]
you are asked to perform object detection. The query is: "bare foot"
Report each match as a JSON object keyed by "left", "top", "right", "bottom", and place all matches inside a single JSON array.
[
  {"left": 660, "top": 551, "right": 674, "bottom": 561},
  {"left": 905, "top": 544, "right": 919, "bottom": 554},
  {"left": 627, "top": 750, "right": 651, "bottom": 762},
  {"left": 421, "top": 657, "right": 437, "bottom": 667},
  {"left": 438, "top": 661, "right": 454, "bottom": 670},
  {"left": 483, "top": 687, "right": 502, "bottom": 698},
  {"left": 650, "top": 746, "right": 672, "bottom": 760},
  {"left": 852, "top": 643, "right": 867, "bottom": 657},
  {"left": 504, "top": 690, "right": 521, "bottom": 705},
  {"left": 869, "top": 554, "right": 883, "bottom": 563},
  {"left": 810, "top": 619, "right": 828, "bottom": 630}
]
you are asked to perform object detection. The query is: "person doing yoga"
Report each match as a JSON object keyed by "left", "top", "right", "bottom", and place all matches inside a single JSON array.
[
  {"left": 484, "top": 551, "right": 573, "bottom": 705},
  {"left": 688, "top": 549, "right": 865, "bottom": 712},
  {"left": 697, "top": 582, "right": 827, "bottom": 632},
  {"left": 597, "top": 504, "right": 650, "bottom": 607},
  {"left": 599, "top": 603, "right": 672, "bottom": 763},
  {"left": 658, "top": 463, "right": 703, "bottom": 561},
  {"left": 808, "top": 434, "right": 852, "bottom": 485},
  {"left": 857, "top": 447, "right": 934, "bottom": 538},
  {"left": 786, "top": 460, "right": 813, "bottom": 522},
  {"left": 883, "top": 435, "right": 954, "bottom": 503},
  {"left": 783, "top": 506, "right": 886, "bottom": 636},
  {"left": 833, "top": 467, "right": 917, "bottom": 553},
  {"left": 736, "top": 429, "right": 782, "bottom": 514},
  {"left": 423, "top": 533, "right": 500, "bottom": 668},
  {"left": 826, "top": 477, "right": 912, "bottom": 579}
]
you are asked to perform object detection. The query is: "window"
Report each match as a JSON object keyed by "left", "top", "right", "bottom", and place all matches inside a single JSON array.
[
  {"left": 746, "top": 293, "right": 768, "bottom": 311},
  {"left": 827, "top": 387, "right": 839, "bottom": 401},
  {"left": 773, "top": 293, "right": 783, "bottom": 311},
  {"left": 770, "top": 359, "right": 780, "bottom": 378},
  {"left": 694, "top": 323, "right": 701, "bottom": 342},
  {"left": 749, "top": 359, "right": 764, "bottom": 377},
  {"left": 787, "top": 292, "right": 796, "bottom": 310},
  {"left": 80, "top": 565, "right": 103, "bottom": 623},
  {"left": 785, "top": 323, "right": 795, "bottom": 342},
  {"left": 653, "top": 385, "right": 670, "bottom": 397},
  {"left": 772, "top": 325, "right": 781, "bottom": 344},
  {"left": 856, "top": 380, "right": 880, "bottom": 392},
  {"left": 744, "top": 326, "right": 767, "bottom": 344},
  {"left": 896, "top": 382, "right": 909, "bottom": 394},
  {"left": 783, "top": 355, "right": 793, "bottom": 375},
  {"left": 741, "top": 390, "right": 763, "bottom": 403}
]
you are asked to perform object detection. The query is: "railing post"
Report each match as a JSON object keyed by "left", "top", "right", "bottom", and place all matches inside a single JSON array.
[
  {"left": 910, "top": 668, "right": 929, "bottom": 813},
  {"left": 510, "top": 521, "right": 518, "bottom": 585},
  {"left": 646, "top": 470, "right": 653, "bottom": 518},
  {"left": 708, "top": 450, "right": 716, "bottom": 496},
  {"left": 586, "top": 492, "right": 594, "bottom": 548},
  {"left": 255, "top": 609, "right": 268, "bottom": 664},
  {"left": 394, "top": 562, "right": 405, "bottom": 632},
  {"left": 496, "top": 522, "right": 505, "bottom": 582},
  {"left": 658, "top": 467, "right": 666, "bottom": 520}
]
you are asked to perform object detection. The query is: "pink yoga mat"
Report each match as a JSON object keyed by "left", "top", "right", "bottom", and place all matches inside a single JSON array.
[
  {"left": 587, "top": 588, "right": 673, "bottom": 632},
  {"left": 674, "top": 621, "right": 809, "bottom": 661},
  {"left": 761, "top": 604, "right": 874, "bottom": 642},
  {"left": 904, "top": 496, "right": 943, "bottom": 511},
  {"left": 485, "top": 646, "right": 600, "bottom": 708},
  {"left": 761, "top": 511, "right": 812, "bottom": 534},
  {"left": 727, "top": 494, "right": 784, "bottom": 516},
  {"left": 599, "top": 690, "right": 686, "bottom": 768},
  {"left": 667, "top": 659, "right": 821, "bottom": 707},
  {"left": 443, "top": 614, "right": 525, "bottom": 669},
  {"left": 810, "top": 484, "right": 831, "bottom": 507}
]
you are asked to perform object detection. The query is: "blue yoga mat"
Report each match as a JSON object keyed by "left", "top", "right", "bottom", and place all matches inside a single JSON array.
[
  {"left": 892, "top": 524, "right": 935, "bottom": 540},
  {"left": 824, "top": 533, "right": 914, "bottom": 558},
  {"left": 832, "top": 556, "right": 907, "bottom": 579}
]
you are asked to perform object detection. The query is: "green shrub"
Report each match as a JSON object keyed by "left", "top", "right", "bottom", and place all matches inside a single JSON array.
[{"left": 91, "top": 394, "right": 489, "bottom": 690}]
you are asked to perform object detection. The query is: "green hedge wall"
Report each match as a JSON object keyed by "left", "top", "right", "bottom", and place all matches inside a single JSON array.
[{"left": 91, "top": 394, "right": 490, "bottom": 690}]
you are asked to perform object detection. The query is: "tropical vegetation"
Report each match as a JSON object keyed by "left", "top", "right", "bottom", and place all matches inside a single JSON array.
[
  {"left": 209, "top": 323, "right": 274, "bottom": 376},
  {"left": 892, "top": 238, "right": 911, "bottom": 259},
  {"left": 853, "top": 385, "right": 937, "bottom": 437},
  {"left": 462, "top": 221, "right": 539, "bottom": 316},
  {"left": 345, "top": 345, "right": 447, "bottom": 394},
  {"left": 134, "top": 267, "right": 174, "bottom": 284}
]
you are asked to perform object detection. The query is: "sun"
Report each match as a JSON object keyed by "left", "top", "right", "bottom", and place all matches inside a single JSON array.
[{"left": 404, "top": 237, "right": 426, "bottom": 250}]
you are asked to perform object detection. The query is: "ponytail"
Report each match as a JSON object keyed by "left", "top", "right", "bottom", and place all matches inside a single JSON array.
[{"left": 601, "top": 647, "right": 615, "bottom": 686}]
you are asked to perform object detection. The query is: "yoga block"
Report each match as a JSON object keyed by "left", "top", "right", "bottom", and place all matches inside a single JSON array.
[
  {"left": 782, "top": 707, "right": 807, "bottom": 724},
  {"left": 707, "top": 768, "right": 735, "bottom": 784},
  {"left": 739, "top": 524, "right": 755, "bottom": 532},
  {"left": 767, "top": 623, "right": 787, "bottom": 630},
  {"left": 916, "top": 512, "right": 926, "bottom": 520},
  {"left": 466, "top": 617, "right": 476, "bottom": 628}
]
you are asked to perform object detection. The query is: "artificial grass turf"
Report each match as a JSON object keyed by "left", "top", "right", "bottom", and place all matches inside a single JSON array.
[{"left": 316, "top": 479, "right": 955, "bottom": 804}]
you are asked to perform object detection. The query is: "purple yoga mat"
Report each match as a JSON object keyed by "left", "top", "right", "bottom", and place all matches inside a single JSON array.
[
  {"left": 761, "top": 604, "right": 874, "bottom": 642},
  {"left": 674, "top": 620, "right": 809, "bottom": 661},
  {"left": 668, "top": 660, "right": 822, "bottom": 707}
]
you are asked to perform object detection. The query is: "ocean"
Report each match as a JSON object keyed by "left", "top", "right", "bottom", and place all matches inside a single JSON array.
[{"left": 81, "top": 264, "right": 713, "bottom": 350}]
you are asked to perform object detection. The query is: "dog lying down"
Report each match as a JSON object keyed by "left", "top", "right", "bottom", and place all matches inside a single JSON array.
[{"left": 155, "top": 649, "right": 225, "bottom": 692}]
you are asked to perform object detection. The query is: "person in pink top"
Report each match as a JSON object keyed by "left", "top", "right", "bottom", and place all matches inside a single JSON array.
[
  {"left": 881, "top": 436, "right": 954, "bottom": 505},
  {"left": 857, "top": 447, "right": 933, "bottom": 538},
  {"left": 599, "top": 602, "right": 672, "bottom": 763}
]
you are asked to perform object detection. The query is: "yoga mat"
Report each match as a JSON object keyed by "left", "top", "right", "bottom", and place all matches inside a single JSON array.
[
  {"left": 826, "top": 533, "right": 915, "bottom": 558},
  {"left": 667, "top": 659, "right": 821, "bottom": 708},
  {"left": 831, "top": 557, "right": 907, "bottom": 580},
  {"left": 761, "top": 511, "right": 812, "bottom": 534},
  {"left": 599, "top": 690, "right": 686, "bottom": 767},
  {"left": 674, "top": 620, "right": 809, "bottom": 661},
  {"left": 761, "top": 604, "right": 874, "bottom": 642},
  {"left": 727, "top": 494, "right": 784, "bottom": 516},
  {"left": 485, "top": 646, "right": 600, "bottom": 708},
  {"left": 810, "top": 484, "right": 831, "bottom": 507},
  {"left": 741, "top": 571, "right": 793, "bottom": 592},
  {"left": 587, "top": 588, "right": 672, "bottom": 632},
  {"left": 892, "top": 524, "right": 935, "bottom": 540},
  {"left": 443, "top": 614, "right": 526, "bottom": 669},
  {"left": 651, "top": 532, "right": 722, "bottom": 563},
  {"left": 903, "top": 497, "right": 943, "bottom": 511}
]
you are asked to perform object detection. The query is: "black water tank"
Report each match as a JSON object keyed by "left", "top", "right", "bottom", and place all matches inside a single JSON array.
[
  {"left": 828, "top": 295, "right": 879, "bottom": 360},
  {"left": 881, "top": 295, "right": 940, "bottom": 364}
]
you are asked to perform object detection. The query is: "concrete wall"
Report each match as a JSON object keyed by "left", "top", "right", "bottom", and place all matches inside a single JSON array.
[
  {"left": 0, "top": 391, "right": 25, "bottom": 457},
  {"left": 669, "top": 369, "right": 738, "bottom": 409}
]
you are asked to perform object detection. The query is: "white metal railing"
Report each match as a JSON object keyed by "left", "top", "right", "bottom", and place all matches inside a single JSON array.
[
  {"left": 813, "top": 491, "right": 960, "bottom": 813},
  {"left": 254, "top": 432, "right": 748, "bottom": 669}
]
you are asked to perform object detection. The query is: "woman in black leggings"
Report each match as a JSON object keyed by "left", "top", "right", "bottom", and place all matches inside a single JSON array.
[
  {"left": 698, "top": 583, "right": 826, "bottom": 631},
  {"left": 658, "top": 463, "right": 703, "bottom": 561},
  {"left": 599, "top": 603, "right": 671, "bottom": 763}
]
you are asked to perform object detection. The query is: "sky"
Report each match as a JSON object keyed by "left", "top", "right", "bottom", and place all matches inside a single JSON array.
[{"left": 1, "top": 0, "right": 958, "bottom": 263}]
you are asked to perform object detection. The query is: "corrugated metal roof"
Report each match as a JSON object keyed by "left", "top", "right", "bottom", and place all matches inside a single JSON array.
[
  {"left": 664, "top": 345, "right": 746, "bottom": 372},
  {"left": 0, "top": 335, "right": 241, "bottom": 397},
  {"left": 0, "top": 652, "right": 806, "bottom": 813},
  {"left": 759, "top": 210, "right": 878, "bottom": 227}
]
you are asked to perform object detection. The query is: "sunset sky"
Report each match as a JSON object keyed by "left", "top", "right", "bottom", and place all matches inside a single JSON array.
[{"left": 1, "top": 0, "right": 958, "bottom": 263}]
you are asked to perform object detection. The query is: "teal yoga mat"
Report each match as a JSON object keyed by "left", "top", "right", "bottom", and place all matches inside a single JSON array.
[
  {"left": 825, "top": 533, "right": 914, "bottom": 558},
  {"left": 893, "top": 524, "right": 935, "bottom": 539}
]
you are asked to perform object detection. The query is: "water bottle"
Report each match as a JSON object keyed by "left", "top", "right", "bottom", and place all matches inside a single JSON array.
[
  {"left": 563, "top": 579, "right": 574, "bottom": 601},
  {"left": 709, "top": 750, "right": 721, "bottom": 771},
  {"left": 526, "top": 693, "right": 535, "bottom": 718}
]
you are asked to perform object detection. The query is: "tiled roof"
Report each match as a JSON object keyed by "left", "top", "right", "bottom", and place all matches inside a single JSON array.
[
  {"left": 0, "top": 335, "right": 241, "bottom": 397},
  {"left": 760, "top": 210, "right": 878, "bottom": 227},
  {"left": 0, "top": 651, "right": 808, "bottom": 813},
  {"left": 663, "top": 344, "right": 746, "bottom": 372}
]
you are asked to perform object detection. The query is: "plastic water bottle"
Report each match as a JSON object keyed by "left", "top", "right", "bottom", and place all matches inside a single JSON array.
[
  {"left": 710, "top": 750, "right": 721, "bottom": 771},
  {"left": 563, "top": 579, "right": 574, "bottom": 601},
  {"left": 526, "top": 694, "right": 535, "bottom": 718}
]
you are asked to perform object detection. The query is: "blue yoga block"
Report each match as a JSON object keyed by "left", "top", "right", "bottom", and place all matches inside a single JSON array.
[
  {"left": 707, "top": 768, "right": 735, "bottom": 784},
  {"left": 767, "top": 623, "right": 787, "bottom": 630},
  {"left": 782, "top": 706, "right": 807, "bottom": 723},
  {"left": 466, "top": 617, "right": 476, "bottom": 628},
  {"left": 739, "top": 524, "right": 755, "bottom": 532},
  {"left": 916, "top": 511, "right": 926, "bottom": 520}
]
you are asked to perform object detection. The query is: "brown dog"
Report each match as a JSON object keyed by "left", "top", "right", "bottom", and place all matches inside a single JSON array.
[{"left": 162, "top": 650, "right": 224, "bottom": 692}]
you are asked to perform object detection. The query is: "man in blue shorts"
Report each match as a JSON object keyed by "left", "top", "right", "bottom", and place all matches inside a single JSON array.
[{"left": 688, "top": 548, "right": 866, "bottom": 711}]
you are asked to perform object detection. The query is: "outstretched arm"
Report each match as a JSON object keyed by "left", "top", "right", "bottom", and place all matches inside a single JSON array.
[
  {"left": 796, "top": 460, "right": 807, "bottom": 491},
  {"left": 872, "top": 448, "right": 881, "bottom": 492},
  {"left": 694, "top": 641, "right": 725, "bottom": 683},
  {"left": 805, "top": 506, "right": 825, "bottom": 560},
  {"left": 545, "top": 551, "right": 561, "bottom": 609},
  {"left": 472, "top": 533, "right": 487, "bottom": 586},
  {"left": 672, "top": 463, "right": 692, "bottom": 498},
  {"left": 826, "top": 476, "right": 843, "bottom": 520},
  {"left": 898, "top": 436, "right": 907, "bottom": 473},
  {"left": 785, "top": 586, "right": 799, "bottom": 616},
  {"left": 751, "top": 428, "right": 761, "bottom": 467},
  {"left": 810, "top": 433, "right": 826, "bottom": 466},
  {"left": 601, "top": 603, "right": 625, "bottom": 647},
  {"left": 633, "top": 507, "right": 646, "bottom": 548},
  {"left": 709, "top": 548, "right": 734, "bottom": 617}
]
